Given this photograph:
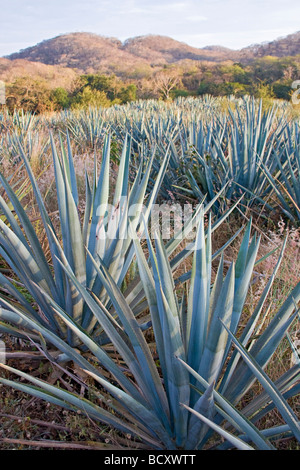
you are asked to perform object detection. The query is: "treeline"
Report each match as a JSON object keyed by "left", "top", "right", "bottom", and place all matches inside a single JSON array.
[
  {"left": 3, "top": 74, "right": 138, "bottom": 114},
  {"left": 184, "top": 56, "right": 299, "bottom": 101},
  {"left": 2, "top": 55, "right": 300, "bottom": 113}
]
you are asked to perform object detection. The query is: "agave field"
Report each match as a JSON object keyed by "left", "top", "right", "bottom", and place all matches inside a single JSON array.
[{"left": 0, "top": 95, "right": 299, "bottom": 451}]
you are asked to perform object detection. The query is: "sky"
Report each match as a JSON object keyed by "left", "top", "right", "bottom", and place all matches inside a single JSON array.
[{"left": 0, "top": 0, "right": 299, "bottom": 57}]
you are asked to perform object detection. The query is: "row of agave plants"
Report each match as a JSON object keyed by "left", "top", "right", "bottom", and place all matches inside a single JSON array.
[
  {"left": 0, "top": 121, "right": 299, "bottom": 450},
  {"left": 1, "top": 95, "right": 299, "bottom": 223}
]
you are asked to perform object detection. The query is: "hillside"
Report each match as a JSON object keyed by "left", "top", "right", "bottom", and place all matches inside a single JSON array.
[
  {"left": 241, "top": 31, "right": 300, "bottom": 58},
  {"left": 5, "top": 32, "right": 241, "bottom": 73},
  {"left": 0, "top": 57, "right": 77, "bottom": 90},
  {"left": 122, "top": 35, "right": 240, "bottom": 63},
  {"left": 5, "top": 31, "right": 300, "bottom": 75},
  {"left": 5, "top": 33, "right": 141, "bottom": 74},
  {"left": 4, "top": 31, "right": 300, "bottom": 75}
]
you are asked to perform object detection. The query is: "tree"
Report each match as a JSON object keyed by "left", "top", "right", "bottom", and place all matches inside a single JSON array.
[
  {"left": 50, "top": 87, "right": 70, "bottom": 110},
  {"left": 118, "top": 84, "right": 137, "bottom": 103},
  {"left": 5, "top": 77, "right": 53, "bottom": 113},
  {"left": 81, "top": 74, "right": 121, "bottom": 101},
  {"left": 153, "top": 69, "right": 181, "bottom": 100},
  {"left": 71, "top": 86, "right": 111, "bottom": 109},
  {"left": 251, "top": 57, "right": 285, "bottom": 84},
  {"left": 220, "top": 63, "right": 251, "bottom": 85},
  {"left": 273, "top": 82, "right": 292, "bottom": 100},
  {"left": 198, "top": 81, "right": 220, "bottom": 96},
  {"left": 253, "top": 82, "right": 274, "bottom": 100}
]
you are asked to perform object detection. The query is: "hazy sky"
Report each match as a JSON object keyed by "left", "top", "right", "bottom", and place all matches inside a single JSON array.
[{"left": 0, "top": 0, "right": 299, "bottom": 56}]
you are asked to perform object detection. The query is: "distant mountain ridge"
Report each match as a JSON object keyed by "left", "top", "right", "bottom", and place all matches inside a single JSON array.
[
  {"left": 4, "top": 31, "right": 300, "bottom": 74},
  {"left": 242, "top": 30, "right": 300, "bottom": 57},
  {"left": 5, "top": 33, "right": 240, "bottom": 73}
]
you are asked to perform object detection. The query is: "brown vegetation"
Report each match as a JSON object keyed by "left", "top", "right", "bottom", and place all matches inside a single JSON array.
[{"left": 5, "top": 31, "right": 300, "bottom": 75}]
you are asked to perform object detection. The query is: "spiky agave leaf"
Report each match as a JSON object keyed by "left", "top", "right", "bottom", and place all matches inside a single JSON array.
[
  {"left": 0, "top": 182, "right": 299, "bottom": 450},
  {"left": 0, "top": 131, "right": 171, "bottom": 346}
]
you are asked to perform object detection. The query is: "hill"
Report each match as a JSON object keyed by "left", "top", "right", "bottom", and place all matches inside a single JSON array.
[
  {"left": 5, "top": 32, "right": 241, "bottom": 74},
  {"left": 4, "top": 31, "right": 300, "bottom": 74},
  {"left": 0, "top": 57, "right": 77, "bottom": 90},
  {"left": 241, "top": 31, "right": 300, "bottom": 58},
  {"left": 122, "top": 35, "right": 241, "bottom": 64},
  {"left": 5, "top": 33, "right": 138, "bottom": 74}
]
